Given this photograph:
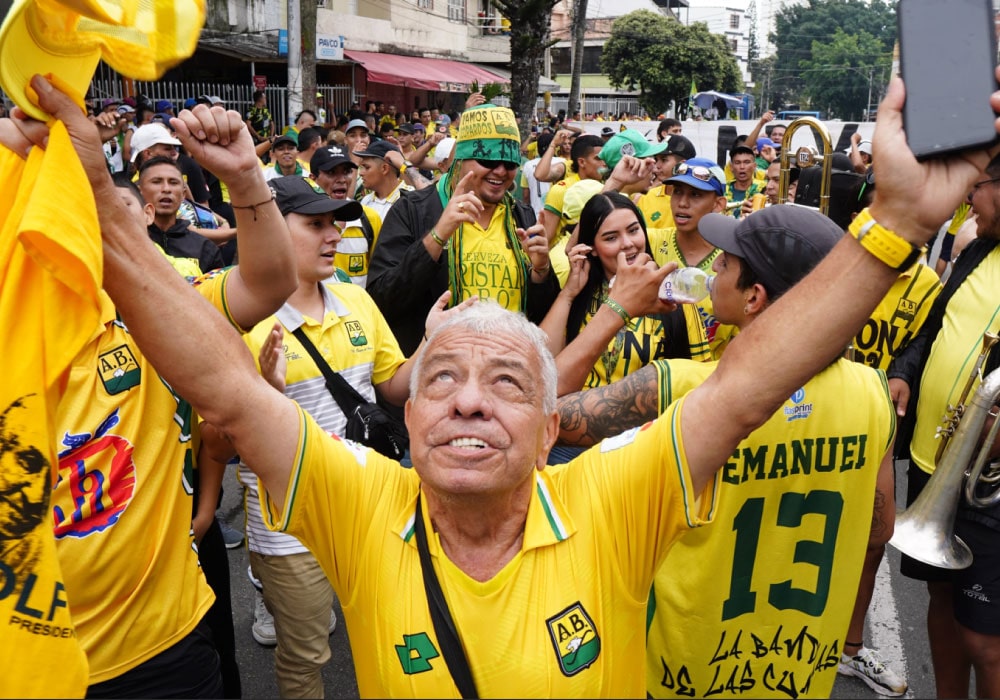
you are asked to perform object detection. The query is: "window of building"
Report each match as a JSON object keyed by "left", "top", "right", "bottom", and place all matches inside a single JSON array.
[
  {"left": 417, "top": 0, "right": 432, "bottom": 8},
  {"left": 550, "top": 45, "right": 603, "bottom": 76},
  {"left": 730, "top": 38, "right": 738, "bottom": 52},
  {"left": 448, "top": 0, "right": 466, "bottom": 22},
  {"left": 729, "top": 13, "right": 740, "bottom": 29}
]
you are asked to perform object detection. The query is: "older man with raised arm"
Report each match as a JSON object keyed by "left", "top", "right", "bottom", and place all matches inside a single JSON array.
[{"left": 11, "top": 72, "right": 1000, "bottom": 698}]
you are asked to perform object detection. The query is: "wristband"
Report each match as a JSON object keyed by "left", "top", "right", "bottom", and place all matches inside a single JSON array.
[
  {"left": 430, "top": 229, "right": 450, "bottom": 249},
  {"left": 601, "top": 296, "right": 631, "bottom": 325},
  {"left": 848, "top": 208, "right": 922, "bottom": 271}
]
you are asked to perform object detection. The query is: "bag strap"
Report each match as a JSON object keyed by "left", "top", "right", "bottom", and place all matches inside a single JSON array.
[
  {"left": 289, "top": 326, "right": 368, "bottom": 414},
  {"left": 414, "top": 495, "right": 479, "bottom": 699}
]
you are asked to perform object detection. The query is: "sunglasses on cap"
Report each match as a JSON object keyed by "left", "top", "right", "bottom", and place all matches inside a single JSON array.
[
  {"left": 475, "top": 159, "right": 518, "bottom": 171},
  {"left": 673, "top": 162, "right": 718, "bottom": 182}
]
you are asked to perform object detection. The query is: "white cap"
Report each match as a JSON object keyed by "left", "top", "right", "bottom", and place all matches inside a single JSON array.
[
  {"left": 858, "top": 140, "right": 873, "bottom": 155},
  {"left": 434, "top": 137, "right": 455, "bottom": 161},
  {"left": 130, "top": 123, "right": 182, "bottom": 162}
]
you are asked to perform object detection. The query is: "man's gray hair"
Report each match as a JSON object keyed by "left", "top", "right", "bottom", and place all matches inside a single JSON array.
[{"left": 410, "top": 300, "right": 558, "bottom": 415}]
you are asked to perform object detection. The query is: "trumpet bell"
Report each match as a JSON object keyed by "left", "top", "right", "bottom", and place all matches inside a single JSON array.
[{"left": 889, "top": 513, "right": 972, "bottom": 569}]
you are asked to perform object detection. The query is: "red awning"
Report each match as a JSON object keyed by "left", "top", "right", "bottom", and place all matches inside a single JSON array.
[{"left": 344, "top": 50, "right": 508, "bottom": 92}]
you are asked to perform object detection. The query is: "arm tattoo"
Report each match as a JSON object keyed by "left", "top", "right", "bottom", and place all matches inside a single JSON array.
[{"left": 557, "top": 366, "right": 661, "bottom": 446}]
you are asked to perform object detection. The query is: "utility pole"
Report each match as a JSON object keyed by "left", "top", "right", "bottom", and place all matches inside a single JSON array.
[
  {"left": 567, "top": 0, "right": 588, "bottom": 118},
  {"left": 287, "top": 0, "right": 303, "bottom": 125}
]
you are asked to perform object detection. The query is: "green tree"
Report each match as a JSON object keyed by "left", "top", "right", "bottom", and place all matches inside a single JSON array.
[
  {"left": 601, "top": 10, "right": 743, "bottom": 117},
  {"left": 771, "top": 0, "right": 895, "bottom": 110},
  {"left": 494, "top": 0, "right": 559, "bottom": 135},
  {"left": 801, "top": 28, "right": 884, "bottom": 119}
]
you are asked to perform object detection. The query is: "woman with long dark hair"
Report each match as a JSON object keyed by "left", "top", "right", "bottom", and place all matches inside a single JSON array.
[{"left": 540, "top": 191, "right": 689, "bottom": 398}]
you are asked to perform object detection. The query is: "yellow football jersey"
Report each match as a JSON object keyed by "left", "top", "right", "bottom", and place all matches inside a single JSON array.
[
  {"left": 452, "top": 205, "right": 525, "bottom": 311},
  {"left": 336, "top": 205, "right": 383, "bottom": 288},
  {"left": 911, "top": 248, "right": 1000, "bottom": 475},
  {"left": 635, "top": 184, "right": 675, "bottom": 230},
  {"left": 261, "top": 399, "right": 719, "bottom": 697},
  {"left": 542, "top": 172, "right": 581, "bottom": 219},
  {"left": 50, "top": 272, "right": 235, "bottom": 682},
  {"left": 647, "top": 359, "right": 896, "bottom": 699},
  {"left": 650, "top": 227, "right": 737, "bottom": 361},
  {"left": 853, "top": 263, "right": 940, "bottom": 371},
  {"left": 0, "top": 127, "right": 99, "bottom": 697}
]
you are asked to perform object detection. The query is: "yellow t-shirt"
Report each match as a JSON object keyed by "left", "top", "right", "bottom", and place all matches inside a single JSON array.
[
  {"left": 853, "top": 262, "right": 941, "bottom": 371},
  {"left": 648, "top": 359, "right": 896, "bottom": 699},
  {"left": 577, "top": 289, "right": 672, "bottom": 389},
  {"left": 51, "top": 273, "right": 233, "bottom": 682},
  {"left": 542, "top": 172, "right": 581, "bottom": 219},
  {"left": 262, "top": 398, "right": 718, "bottom": 697},
  {"left": 650, "top": 227, "right": 738, "bottom": 361},
  {"left": 335, "top": 205, "right": 383, "bottom": 288},
  {"left": 0, "top": 127, "right": 99, "bottom": 697},
  {"left": 911, "top": 248, "right": 1000, "bottom": 474},
  {"left": 453, "top": 205, "right": 526, "bottom": 311},
  {"left": 635, "top": 184, "right": 675, "bottom": 230}
]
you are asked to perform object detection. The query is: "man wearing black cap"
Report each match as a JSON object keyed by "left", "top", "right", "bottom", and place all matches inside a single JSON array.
[
  {"left": 635, "top": 133, "right": 697, "bottom": 230},
  {"left": 555, "top": 205, "right": 898, "bottom": 700},
  {"left": 310, "top": 144, "right": 382, "bottom": 287},
  {"left": 355, "top": 140, "right": 409, "bottom": 221},
  {"left": 241, "top": 175, "right": 453, "bottom": 698}
]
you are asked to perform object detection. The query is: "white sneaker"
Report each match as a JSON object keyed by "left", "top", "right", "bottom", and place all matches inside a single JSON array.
[
  {"left": 838, "top": 645, "right": 907, "bottom": 696},
  {"left": 329, "top": 609, "right": 337, "bottom": 635},
  {"left": 252, "top": 590, "right": 277, "bottom": 647}
]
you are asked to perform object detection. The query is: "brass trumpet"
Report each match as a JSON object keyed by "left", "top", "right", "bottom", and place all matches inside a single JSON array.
[
  {"left": 777, "top": 117, "right": 832, "bottom": 215},
  {"left": 890, "top": 333, "right": 1000, "bottom": 570},
  {"left": 934, "top": 331, "right": 999, "bottom": 462}
]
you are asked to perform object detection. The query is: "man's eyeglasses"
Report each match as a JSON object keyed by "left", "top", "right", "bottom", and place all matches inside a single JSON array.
[
  {"left": 475, "top": 159, "right": 518, "bottom": 172},
  {"left": 972, "top": 176, "right": 1000, "bottom": 192},
  {"left": 673, "top": 162, "right": 718, "bottom": 183}
]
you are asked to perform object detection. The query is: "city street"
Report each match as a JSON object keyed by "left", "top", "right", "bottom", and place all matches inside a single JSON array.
[{"left": 219, "top": 461, "right": 950, "bottom": 698}]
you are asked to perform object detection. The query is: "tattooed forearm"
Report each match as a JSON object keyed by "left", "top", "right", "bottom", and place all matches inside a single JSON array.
[{"left": 557, "top": 366, "right": 661, "bottom": 446}]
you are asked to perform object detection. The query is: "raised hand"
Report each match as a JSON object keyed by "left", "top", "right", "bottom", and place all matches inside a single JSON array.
[{"left": 258, "top": 322, "right": 287, "bottom": 393}]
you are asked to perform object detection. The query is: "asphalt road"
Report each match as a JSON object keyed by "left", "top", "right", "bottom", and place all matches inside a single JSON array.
[{"left": 218, "top": 460, "right": 953, "bottom": 699}]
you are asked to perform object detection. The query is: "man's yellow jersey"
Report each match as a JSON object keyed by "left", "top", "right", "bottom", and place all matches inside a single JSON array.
[
  {"left": 853, "top": 262, "right": 940, "bottom": 371},
  {"left": 336, "top": 205, "right": 382, "bottom": 288},
  {"left": 647, "top": 358, "right": 896, "bottom": 699},
  {"left": 911, "top": 248, "right": 1000, "bottom": 475},
  {"left": 542, "top": 172, "right": 581, "bottom": 219},
  {"left": 51, "top": 272, "right": 234, "bottom": 682},
  {"left": 635, "top": 184, "right": 675, "bottom": 229},
  {"left": 261, "top": 398, "right": 719, "bottom": 697},
  {"left": 452, "top": 204, "right": 526, "bottom": 310}
]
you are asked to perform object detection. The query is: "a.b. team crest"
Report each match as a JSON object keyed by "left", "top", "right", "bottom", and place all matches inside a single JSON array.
[
  {"left": 546, "top": 602, "right": 601, "bottom": 676},
  {"left": 344, "top": 320, "right": 368, "bottom": 347},
  {"left": 98, "top": 344, "right": 141, "bottom": 394}
]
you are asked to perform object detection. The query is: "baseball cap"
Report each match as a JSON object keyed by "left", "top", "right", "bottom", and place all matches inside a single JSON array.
[
  {"left": 130, "top": 123, "right": 181, "bottom": 161},
  {"left": 561, "top": 179, "right": 604, "bottom": 226},
  {"left": 434, "top": 137, "right": 455, "bottom": 161},
  {"left": 116, "top": 103, "right": 135, "bottom": 115},
  {"left": 101, "top": 97, "right": 121, "bottom": 110},
  {"left": 271, "top": 134, "right": 298, "bottom": 149},
  {"left": 396, "top": 123, "right": 415, "bottom": 135},
  {"left": 756, "top": 137, "right": 777, "bottom": 152},
  {"left": 858, "top": 139, "right": 873, "bottom": 155},
  {"left": 353, "top": 140, "right": 401, "bottom": 159},
  {"left": 600, "top": 126, "right": 615, "bottom": 137},
  {"left": 269, "top": 176, "right": 364, "bottom": 219},
  {"left": 665, "top": 156, "right": 726, "bottom": 196},
  {"left": 599, "top": 129, "right": 668, "bottom": 171},
  {"left": 155, "top": 99, "right": 173, "bottom": 112},
  {"left": 0, "top": 0, "right": 204, "bottom": 122},
  {"left": 310, "top": 145, "right": 356, "bottom": 174},
  {"left": 183, "top": 97, "right": 198, "bottom": 110},
  {"left": 412, "top": 123, "right": 426, "bottom": 133},
  {"left": 698, "top": 205, "right": 843, "bottom": 298},
  {"left": 437, "top": 114, "right": 451, "bottom": 128},
  {"left": 664, "top": 134, "right": 696, "bottom": 161},
  {"left": 346, "top": 118, "right": 371, "bottom": 134}
]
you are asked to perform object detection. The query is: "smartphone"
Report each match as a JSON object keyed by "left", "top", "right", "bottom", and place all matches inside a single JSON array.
[{"left": 898, "top": 0, "right": 999, "bottom": 159}]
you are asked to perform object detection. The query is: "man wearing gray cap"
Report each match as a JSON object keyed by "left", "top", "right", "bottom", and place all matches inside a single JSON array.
[{"left": 556, "top": 205, "right": 898, "bottom": 699}]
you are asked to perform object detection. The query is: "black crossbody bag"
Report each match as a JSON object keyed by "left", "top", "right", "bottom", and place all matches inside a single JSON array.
[{"left": 289, "top": 326, "right": 408, "bottom": 460}]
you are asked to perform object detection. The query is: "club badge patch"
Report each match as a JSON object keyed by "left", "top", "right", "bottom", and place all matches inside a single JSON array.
[
  {"left": 345, "top": 320, "right": 368, "bottom": 347},
  {"left": 98, "top": 345, "right": 141, "bottom": 394},
  {"left": 546, "top": 602, "right": 601, "bottom": 676}
]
